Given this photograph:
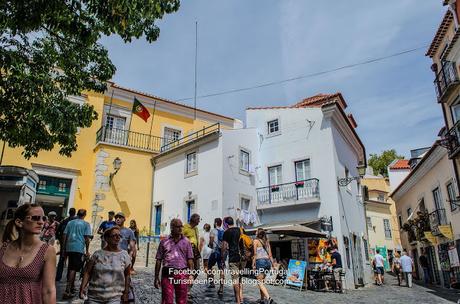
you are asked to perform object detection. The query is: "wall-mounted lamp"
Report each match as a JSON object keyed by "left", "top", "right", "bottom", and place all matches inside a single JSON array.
[
  {"left": 109, "top": 157, "right": 122, "bottom": 185},
  {"left": 337, "top": 163, "right": 366, "bottom": 187}
]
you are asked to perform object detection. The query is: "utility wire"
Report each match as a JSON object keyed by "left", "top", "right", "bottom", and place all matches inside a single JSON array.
[{"left": 175, "top": 45, "right": 428, "bottom": 102}]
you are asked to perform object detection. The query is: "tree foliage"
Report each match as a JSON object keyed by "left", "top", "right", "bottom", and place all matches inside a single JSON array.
[
  {"left": 0, "top": 0, "right": 180, "bottom": 158},
  {"left": 368, "top": 149, "right": 404, "bottom": 177}
]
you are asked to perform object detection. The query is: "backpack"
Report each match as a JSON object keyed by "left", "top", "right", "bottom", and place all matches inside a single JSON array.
[{"left": 239, "top": 228, "right": 254, "bottom": 261}]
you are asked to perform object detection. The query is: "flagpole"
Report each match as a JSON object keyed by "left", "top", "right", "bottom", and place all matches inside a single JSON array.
[
  {"left": 127, "top": 98, "right": 135, "bottom": 145},
  {"left": 193, "top": 21, "right": 198, "bottom": 121}
]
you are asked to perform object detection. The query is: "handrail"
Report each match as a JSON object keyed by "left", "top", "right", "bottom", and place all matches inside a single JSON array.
[
  {"left": 446, "top": 119, "right": 460, "bottom": 158},
  {"left": 96, "top": 126, "right": 164, "bottom": 152},
  {"left": 429, "top": 208, "right": 448, "bottom": 226},
  {"left": 434, "top": 61, "right": 459, "bottom": 100},
  {"left": 160, "top": 123, "right": 220, "bottom": 153}
]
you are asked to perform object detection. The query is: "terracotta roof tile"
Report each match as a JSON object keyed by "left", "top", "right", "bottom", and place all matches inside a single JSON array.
[
  {"left": 389, "top": 159, "right": 410, "bottom": 170},
  {"left": 247, "top": 92, "right": 347, "bottom": 110},
  {"left": 426, "top": 10, "right": 453, "bottom": 58}
]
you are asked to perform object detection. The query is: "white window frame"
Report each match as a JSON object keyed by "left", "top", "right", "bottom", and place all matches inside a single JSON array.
[
  {"left": 239, "top": 148, "right": 250, "bottom": 174},
  {"left": 446, "top": 181, "right": 457, "bottom": 212},
  {"left": 268, "top": 165, "right": 282, "bottom": 186},
  {"left": 185, "top": 151, "right": 198, "bottom": 177},
  {"left": 267, "top": 118, "right": 281, "bottom": 137},
  {"left": 163, "top": 126, "right": 182, "bottom": 145},
  {"left": 295, "top": 159, "right": 311, "bottom": 181},
  {"left": 240, "top": 197, "right": 251, "bottom": 211},
  {"left": 383, "top": 218, "right": 392, "bottom": 239}
]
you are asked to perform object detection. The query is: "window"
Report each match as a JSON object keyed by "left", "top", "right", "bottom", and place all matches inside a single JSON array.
[
  {"left": 268, "top": 165, "right": 282, "bottom": 186},
  {"left": 105, "top": 115, "right": 126, "bottom": 130},
  {"left": 345, "top": 167, "right": 351, "bottom": 191},
  {"left": 295, "top": 159, "right": 311, "bottom": 181},
  {"left": 239, "top": 150, "right": 250, "bottom": 172},
  {"left": 452, "top": 103, "right": 460, "bottom": 123},
  {"left": 377, "top": 193, "right": 385, "bottom": 202},
  {"left": 267, "top": 119, "right": 279, "bottom": 134},
  {"left": 105, "top": 115, "right": 127, "bottom": 144},
  {"left": 398, "top": 214, "right": 403, "bottom": 229},
  {"left": 38, "top": 180, "right": 46, "bottom": 190},
  {"left": 186, "top": 152, "right": 197, "bottom": 174},
  {"left": 447, "top": 182, "right": 457, "bottom": 211},
  {"left": 407, "top": 208, "right": 412, "bottom": 218},
  {"left": 432, "top": 187, "right": 443, "bottom": 210},
  {"left": 366, "top": 217, "right": 372, "bottom": 228},
  {"left": 164, "top": 127, "right": 181, "bottom": 144},
  {"left": 363, "top": 238, "right": 370, "bottom": 261},
  {"left": 343, "top": 236, "right": 351, "bottom": 269},
  {"left": 186, "top": 200, "right": 195, "bottom": 222},
  {"left": 383, "top": 219, "right": 392, "bottom": 239},
  {"left": 58, "top": 182, "right": 67, "bottom": 192},
  {"left": 241, "top": 198, "right": 250, "bottom": 211}
]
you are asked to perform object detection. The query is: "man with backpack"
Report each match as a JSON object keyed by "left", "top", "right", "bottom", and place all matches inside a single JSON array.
[
  {"left": 208, "top": 218, "right": 225, "bottom": 294},
  {"left": 222, "top": 217, "right": 245, "bottom": 304}
]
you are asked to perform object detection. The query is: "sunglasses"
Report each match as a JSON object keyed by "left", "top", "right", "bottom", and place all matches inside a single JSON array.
[
  {"left": 25, "top": 215, "right": 47, "bottom": 222},
  {"left": 110, "top": 234, "right": 121, "bottom": 238}
]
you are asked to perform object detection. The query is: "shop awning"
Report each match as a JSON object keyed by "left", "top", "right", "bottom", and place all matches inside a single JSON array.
[{"left": 246, "top": 222, "right": 326, "bottom": 238}]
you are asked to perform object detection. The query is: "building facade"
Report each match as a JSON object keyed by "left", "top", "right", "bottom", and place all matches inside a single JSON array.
[
  {"left": 152, "top": 93, "right": 371, "bottom": 288},
  {"left": 390, "top": 143, "right": 460, "bottom": 288},
  {"left": 0, "top": 83, "right": 239, "bottom": 232},
  {"left": 362, "top": 174, "right": 402, "bottom": 270}
]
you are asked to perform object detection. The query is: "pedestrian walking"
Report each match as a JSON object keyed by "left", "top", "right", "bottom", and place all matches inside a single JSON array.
[
  {"left": 392, "top": 252, "right": 402, "bottom": 286},
  {"left": 183, "top": 214, "right": 201, "bottom": 280},
  {"left": 62, "top": 209, "right": 92, "bottom": 299},
  {"left": 373, "top": 249, "right": 385, "bottom": 286},
  {"left": 199, "top": 223, "right": 212, "bottom": 284},
  {"left": 129, "top": 220, "right": 140, "bottom": 251},
  {"left": 55, "top": 208, "right": 76, "bottom": 281},
  {"left": 330, "top": 246, "right": 343, "bottom": 291},
  {"left": 400, "top": 251, "right": 414, "bottom": 288},
  {"left": 208, "top": 218, "right": 225, "bottom": 295},
  {"left": 40, "top": 211, "right": 59, "bottom": 246},
  {"left": 252, "top": 229, "right": 273, "bottom": 304},
  {"left": 97, "top": 211, "right": 116, "bottom": 249},
  {"left": 115, "top": 213, "right": 137, "bottom": 270},
  {"left": 222, "top": 216, "right": 244, "bottom": 304},
  {"left": 79, "top": 226, "right": 131, "bottom": 303},
  {"left": 0, "top": 203, "right": 56, "bottom": 304},
  {"left": 419, "top": 249, "right": 430, "bottom": 284},
  {"left": 154, "top": 218, "right": 194, "bottom": 304}
]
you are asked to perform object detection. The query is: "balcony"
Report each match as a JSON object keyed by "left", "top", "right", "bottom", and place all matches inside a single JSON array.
[
  {"left": 434, "top": 61, "right": 460, "bottom": 102},
  {"left": 444, "top": 120, "right": 460, "bottom": 158},
  {"left": 429, "top": 208, "right": 448, "bottom": 236},
  {"left": 159, "top": 123, "right": 220, "bottom": 154},
  {"left": 256, "top": 178, "right": 320, "bottom": 210},
  {"left": 96, "top": 126, "right": 163, "bottom": 152}
]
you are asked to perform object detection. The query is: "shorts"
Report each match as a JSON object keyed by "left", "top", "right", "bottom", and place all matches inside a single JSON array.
[
  {"left": 376, "top": 267, "right": 385, "bottom": 275},
  {"left": 333, "top": 268, "right": 342, "bottom": 281},
  {"left": 67, "top": 252, "right": 85, "bottom": 272},
  {"left": 255, "top": 258, "right": 271, "bottom": 276},
  {"left": 229, "top": 261, "right": 244, "bottom": 281},
  {"left": 208, "top": 251, "right": 224, "bottom": 270}
]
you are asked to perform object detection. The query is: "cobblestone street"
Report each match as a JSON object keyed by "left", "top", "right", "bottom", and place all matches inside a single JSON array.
[{"left": 57, "top": 266, "right": 460, "bottom": 304}]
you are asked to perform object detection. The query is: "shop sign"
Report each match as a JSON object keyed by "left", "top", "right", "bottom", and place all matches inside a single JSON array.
[
  {"left": 285, "top": 259, "right": 307, "bottom": 290},
  {"left": 438, "top": 225, "right": 453, "bottom": 240},
  {"left": 448, "top": 246, "right": 460, "bottom": 268},
  {"left": 424, "top": 232, "right": 437, "bottom": 244}
]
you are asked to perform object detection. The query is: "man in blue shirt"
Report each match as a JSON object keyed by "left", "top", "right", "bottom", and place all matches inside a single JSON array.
[
  {"left": 97, "top": 210, "right": 116, "bottom": 248},
  {"left": 62, "top": 209, "right": 92, "bottom": 299}
]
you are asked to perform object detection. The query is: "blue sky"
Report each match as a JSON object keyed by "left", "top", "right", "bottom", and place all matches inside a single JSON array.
[{"left": 102, "top": 1, "right": 445, "bottom": 158}]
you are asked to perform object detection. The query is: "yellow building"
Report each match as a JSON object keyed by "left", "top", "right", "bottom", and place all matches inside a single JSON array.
[
  {"left": 362, "top": 172, "right": 402, "bottom": 269},
  {"left": 0, "top": 83, "right": 239, "bottom": 232}
]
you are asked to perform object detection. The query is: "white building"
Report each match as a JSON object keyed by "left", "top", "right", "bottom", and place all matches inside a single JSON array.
[{"left": 152, "top": 93, "right": 370, "bottom": 288}]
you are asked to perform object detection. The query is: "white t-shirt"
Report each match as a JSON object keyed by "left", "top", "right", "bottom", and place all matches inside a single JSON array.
[
  {"left": 400, "top": 255, "right": 413, "bottom": 272},
  {"left": 374, "top": 253, "right": 384, "bottom": 267}
]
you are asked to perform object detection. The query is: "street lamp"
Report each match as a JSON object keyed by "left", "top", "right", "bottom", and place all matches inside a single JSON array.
[
  {"left": 109, "top": 157, "right": 122, "bottom": 185},
  {"left": 337, "top": 163, "right": 366, "bottom": 187}
]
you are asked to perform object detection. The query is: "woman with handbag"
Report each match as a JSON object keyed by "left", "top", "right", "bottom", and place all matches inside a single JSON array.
[
  {"left": 392, "top": 252, "right": 402, "bottom": 286},
  {"left": 79, "top": 226, "right": 131, "bottom": 303},
  {"left": 252, "top": 229, "right": 274, "bottom": 304}
]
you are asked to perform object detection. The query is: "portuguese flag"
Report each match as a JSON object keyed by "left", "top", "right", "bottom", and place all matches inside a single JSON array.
[{"left": 132, "top": 97, "right": 150, "bottom": 122}]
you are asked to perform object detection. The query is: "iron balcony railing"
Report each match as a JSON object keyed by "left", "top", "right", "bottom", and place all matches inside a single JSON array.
[
  {"left": 256, "top": 178, "right": 320, "bottom": 207},
  {"left": 434, "top": 61, "right": 460, "bottom": 101},
  {"left": 160, "top": 123, "right": 220, "bottom": 153},
  {"left": 96, "top": 126, "right": 164, "bottom": 152},
  {"left": 445, "top": 119, "right": 460, "bottom": 158},
  {"left": 429, "top": 208, "right": 448, "bottom": 229}
]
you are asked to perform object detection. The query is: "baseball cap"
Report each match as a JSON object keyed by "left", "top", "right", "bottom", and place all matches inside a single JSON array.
[
  {"left": 115, "top": 212, "right": 125, "bottom": 218},
  {"left": 48, "top": 211, "right": 57, "bottom": 216}
]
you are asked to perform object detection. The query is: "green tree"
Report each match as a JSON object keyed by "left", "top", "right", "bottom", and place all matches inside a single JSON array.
[
  {"left": 368, "top": 149, "right": 404, "bottom": 177},
  {"left": 0, "top": 0, "right": 180, "bottom": 159}
]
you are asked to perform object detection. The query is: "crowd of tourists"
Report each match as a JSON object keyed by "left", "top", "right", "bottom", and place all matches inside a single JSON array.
[{"left": 0, "top": 204, "right": 140, "bottom": 303}]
